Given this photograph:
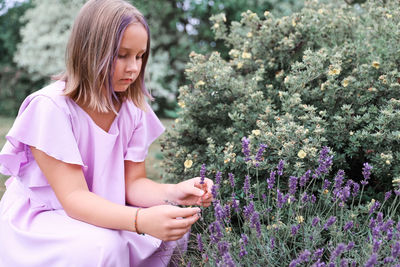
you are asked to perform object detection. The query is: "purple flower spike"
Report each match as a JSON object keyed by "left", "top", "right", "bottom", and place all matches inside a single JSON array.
[
  {"left": 200, "top": 164, "right": 206, "bottom": 184},
  {"left": 347, "top": 241, "right": 355, "bottom": 251},
  {"left": 344, "top": 221, "right": 354, "bottom": 231},
  {"left": 267, "top": 170, "right": 276, "bottom": 189},
  {"left": 277, "top": 160, "right": 285, "bottom": 176},
  {"left": 330, "top": 243, "right": 346, "bottom": 261},
  {"left": 392, "top": 242, "right": 400, "bottom": 258},
  {"left": 228, "top": 173, "right": 235, "bottom": 188},
  {"left": 255, "top": 144, "right": 267, "bottom": 166},
  {"left": 323, "top": 216, "right": 336, "bottom": 230},
  {"left": 244, "top": 175, "right": 251, "bottom": 195},
  {"left": 289, "top": 176, "right": 298, "bottom": 195},
  {"left": 312, "top": 217, "right": 320, "bottom": 227},
  {"left": 364, "top": 253, "right": 377, "bottom": 267},
  {"left": 385, "top": 191, "right": 392, "bottom": 201},
  {"left": 241, "top": 233, "right": 249, "bottom": 245},
  {"left": 291, "top": 224, "right": 300, "bottom": 236},
  {"left": 361, "top": 162, "right": 372, "bottom": 185},
  {"left": 241, "top": 137, "right": 251, "bottom": 162},
  {"left": 197, "top": 233, "right": 203, "bottom": 252},
  {"left": 215, "top": 171, "right": 222, "bottom": 185}
]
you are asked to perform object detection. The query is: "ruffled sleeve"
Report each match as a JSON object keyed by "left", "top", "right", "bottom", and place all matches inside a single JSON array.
[
  {"left": 124, "top": 103, "right": 165, "bottom": 162},
  {"left": 0, "top": 95, "right": 85, "bottom": 177}
]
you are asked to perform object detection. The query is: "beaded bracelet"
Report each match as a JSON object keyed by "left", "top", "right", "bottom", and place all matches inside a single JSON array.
[{"left": 135, "top": 208, "right": 144, "bottom": 235}]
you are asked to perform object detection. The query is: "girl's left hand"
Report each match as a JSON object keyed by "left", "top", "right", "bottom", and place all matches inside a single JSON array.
[{"left": 172, "top": 177, "right": 213, "bottom": 207}]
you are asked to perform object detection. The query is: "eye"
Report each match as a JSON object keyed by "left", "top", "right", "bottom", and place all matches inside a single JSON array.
[
  {"left": 118, "top": 54, "right": 127, "bottom": 59},
  {"left": 136, "top": 54, "right": 144, "bottom": 60}
]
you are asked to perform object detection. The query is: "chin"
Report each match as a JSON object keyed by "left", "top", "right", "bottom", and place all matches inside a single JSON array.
[{"left": 114, "top": 86, "right": 130, "bottom": 92}]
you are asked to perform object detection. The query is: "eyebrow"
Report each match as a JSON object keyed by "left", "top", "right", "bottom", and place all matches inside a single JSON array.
[{"left": 119, "top": 47, "right": 147, "bottom": 53}]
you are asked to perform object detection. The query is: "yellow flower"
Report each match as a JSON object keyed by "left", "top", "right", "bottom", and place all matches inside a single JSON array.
[
  {"left": 242, "top": 52, "right": 252, "bottom": 59},
  {"left": 225, "top": 227, "right": 232, "bottom": 233},
  {"left": 328, "top": 67, "right": 341, "bottom": 76},
  {"left": 195, "top": 80, "right": 205, "bottom": 88},
  {"left": 178, "top": 101, "right": 185, "bottom": 108},
  {"left": 349, "top": 131, "right": 354, "bottom": 136},
  {"left": 392, "top": 178, "right": 400, "bottom": 185},
  {"left": 298, "top": 150, "right": 307, "bottom": 159},
  {"left": 237, "top": 62, "right": 243, "bottom": 69},
  {"left": 264, "top": 10, "right": 270, "bottom": 17},
  {"left": 222, "top": 14, "right": 227, "bottom": 22},
  {"left": 213, "top": 23, "right": 219, "bottom": 29},
  {"left": 372, "top": 61, "right": 380, "bottom": 69},
  {"left": 296, "top": 216, "right": 304, "bottom": 224},
  {"left": 247, "top": 32, "right": 253, "bottom": 38},
  {"left": 252, "top": 129, "right": 261, "bottom": 136},
  {"left": 386, "top": 13, "right": 392, "bottom": 18},
  {"left": 342, "top": 79, "right": 349, "bottom": 87},
  {"left": 323, "top": 189, "right": 329, "bottom": 195},
  {"left": 292, "top": 19, "right": 297, "bottom": 27},
  {"left": 224, "top": 158, "right": 230, "bottom": 164},
  {"left": 184, "top": 159, "right": 193, "bottom": 169},
  {"left": 385, "top": 160, "right": 391, "bottom": 165},
  {"left": 175, "top": 118, "right": 180, "bottom": 124}
]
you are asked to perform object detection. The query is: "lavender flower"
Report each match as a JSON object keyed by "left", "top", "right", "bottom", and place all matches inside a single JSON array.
[
  {"left": 289, "top": 176, "right": 298, "bottom": 195},
  {"left": 392, "top": 242, "right": 400, "bottom": 258},
  {"left": 239, "top": 242, "right": 247, "bottom": 258},
  {"left": 200, "top": 164, "right": 206, "bottom": 184},
  {"left": 323, "top": 216, "right": 336, "bottom": 230},
  {"left": 299, "top": 170, "right": 312, "bottom": 187},
  {"left": 346, "top": 242, "right": 355, "bottom": 251},
  {"left": 373, "top": 240, "right": 382, "bottom": 253},
  {"left": 291, "top": 224, "right": 301, "bottom": 236},
  {"left": 241, "top": 137, "right": 251, "bottom": 162},
  {"left": 218, "top": 241, "right": 229, "bottom": 255},
  {"left": 277, "top": 159, "right": 285, "bottom": 176},
  {"left": 351, "top": 181, "right": 360, "bottom": 197},
  {"left": 214, "top": 201, "right": 225, "bottom": 223},
  {"left": 395, "top": 190, "right": 400, "bottom": 196},
  {"left": 289, "top": 259, "right": 301, "bottom": 267},
  {"left": 267, "top": 170, "right": 276, "bottom": 189},
  {"left": 277, "top": 189, "right": 285, "bottom": 208},
  {"left": 334, "top": 170, "right": 345, "bottom": 190},
  {"left": 312, "top": 217, "right": 320, "bottom": 227},
  {"left": 255, "top": 144, "right": 267, "bottom": 167},
  {"left": 270, "top": 237, "right": 275, "bottom": 250},
  {"left": 364, "top": 253, "right": 377, "bottom": 267},
  {"left": 330, "top": 243, "right": 346, "bottom": 261},
  {"left": 197, "top": 233, "right": 203, "bottom": 252},
  {"left": 262, "top": 193, "right": 267, "bottom": 203},
  {"left": 311, "top": 194, "right": 317, "bottom": 203},
  {"left": 384, "top": 257, "right": 394, "bottom": 264},
  {"left": 343, "top": 221, "right": 354, "bottom": 231},
  {"left": 382, "top": 219, "right": 394, "bottom": 232},
  {"left": 241, "top": 234, "right": 249, "bottom": 245},
  {"left": 361, "top": 162, "right": 372, "bottom": 186},
  {"left": 224, "top": 204, "right": 231, "bottom": 220},
  {"left": 385, "top": 190, "right": 392, "bottom": 201},
  {"left": 313, "top": 248, "right": 324, "bottom": 261},
  {"left": 211, "top": 184, "right": 218, "bottom": 199},
  {"left": 323, "top": 179, "right": 331, "bottom": 190},
  {"left": 228, "top": 173, "right": 235, "bottom": 188},
  {"left": 231, "top": 196, "right": 240, "bottom": 213},
  {"left": 243, "top": 175, "right": 251, "bottom": 195},
  {"left": 223, "top": 251, "right": 236, "bottom": 267},
  {"left": 250, "top": 211, "right": 262, "bottom": 238},
  {"left": 215, "top": 171, "right": 222, "bottom": 185},
  {"left": 302, "top": 193, "right": 309, "bottom": 203},
  {"left": 243, "top": 201, "right": 255, "bottom": 220},
  {"left": 340, "top": 259, "right": 349, "bottom": 267},
  {"left": 208, "top": 221, "right": 223, "bottom": 244},
  {"left": 187, "top": 262, "right": 191, "bottom": 267},
  {"left": 299, "top": 250, "right": 311, "bottom": 262},
  {"left": 369, "top": 201, "right": 380, "bottom": 215}
]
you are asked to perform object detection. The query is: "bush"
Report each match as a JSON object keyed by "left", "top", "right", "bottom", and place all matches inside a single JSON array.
[
  {"left": 161, "top": 0, "right": 400, "bottom": 197},
  {"left": 181, "top": 147, "right": 400, "bottom": 265}
]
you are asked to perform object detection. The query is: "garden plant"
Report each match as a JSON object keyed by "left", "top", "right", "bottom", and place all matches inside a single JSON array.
[{"left": 160, "top": 0, "right": 400, "bottom": 265}]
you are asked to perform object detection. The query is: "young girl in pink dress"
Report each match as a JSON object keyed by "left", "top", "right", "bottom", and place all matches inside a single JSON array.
[{"left": 0, "top": 0, "right": 213, "bottom": 266}]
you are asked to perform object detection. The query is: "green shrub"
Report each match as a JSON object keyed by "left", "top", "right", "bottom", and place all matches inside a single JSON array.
[{"left": 161, "top": 0, "right": 400, "bottom": 197}]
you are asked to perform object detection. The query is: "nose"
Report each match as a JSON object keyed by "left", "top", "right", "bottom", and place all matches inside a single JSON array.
[{"left": 126, "top": 58, "right": 140, "bottom": 73}]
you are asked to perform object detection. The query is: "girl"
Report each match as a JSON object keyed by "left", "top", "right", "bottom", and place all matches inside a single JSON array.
[{"left": 0, "top": 0, "right": 213, "bottom": 266}]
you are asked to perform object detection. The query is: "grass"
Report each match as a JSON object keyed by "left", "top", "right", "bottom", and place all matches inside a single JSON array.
[{"left": 0, "top": 115, "right": 173, "bottom": 199}]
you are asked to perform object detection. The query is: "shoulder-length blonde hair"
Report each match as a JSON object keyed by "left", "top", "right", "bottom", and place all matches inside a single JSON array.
[{"left": 60, "top": 0, "right": 151, "bottom": 113}]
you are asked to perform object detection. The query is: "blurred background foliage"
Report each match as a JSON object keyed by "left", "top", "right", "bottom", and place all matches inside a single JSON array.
[{"left": 0, "top": 0, "right": 310, "bottom": 117}]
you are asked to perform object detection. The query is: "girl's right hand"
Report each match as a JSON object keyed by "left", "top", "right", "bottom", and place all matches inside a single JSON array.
[{"left": 137, "top": 205, "right": 200, "bottom": 241}]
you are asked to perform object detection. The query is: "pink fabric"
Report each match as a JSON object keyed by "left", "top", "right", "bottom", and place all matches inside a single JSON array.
[{"left": 0, "top": 81, "right": 187, "bottom": 266}]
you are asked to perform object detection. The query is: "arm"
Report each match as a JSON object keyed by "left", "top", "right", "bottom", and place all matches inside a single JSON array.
[{"left": 31, "top": 147, "right": 200, "bottom": 240}]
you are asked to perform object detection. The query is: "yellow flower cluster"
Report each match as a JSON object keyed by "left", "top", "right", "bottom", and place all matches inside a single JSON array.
[
  {"left": 242, "top": 52, "right": 252, "bottom": 59},
  {"left": 328, "top": 66, "right": 341, "bottom": 76},
  {"left": 297, "top": 149, "right": 307, "bottom": 159},
  {"left": 184, "top": 159, "right": 193, "bottom": 169},
  {"left": 195, "top": 80, "right": 205, "bottom": 88},
  {"left": 372, "top": 61, "right": 380, "bottom": 69}
]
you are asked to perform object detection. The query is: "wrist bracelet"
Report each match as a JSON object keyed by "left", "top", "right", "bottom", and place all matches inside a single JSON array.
[{"left": 135, "top": 208, "right": 144, "bottom": 235}]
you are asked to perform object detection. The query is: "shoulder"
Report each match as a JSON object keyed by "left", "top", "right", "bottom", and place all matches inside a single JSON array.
[{"left": 20, "top": 80, "right": 71, "bottom": 116}]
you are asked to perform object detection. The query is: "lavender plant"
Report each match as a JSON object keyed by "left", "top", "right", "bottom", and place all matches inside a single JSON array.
[{"left": 183, "top": 146, "right": 400, "bottom": 266}]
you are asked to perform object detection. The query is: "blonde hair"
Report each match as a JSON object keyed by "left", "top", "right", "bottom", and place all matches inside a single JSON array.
[{"left": 60, "top": 0, "right": 151, "bottom": 113}]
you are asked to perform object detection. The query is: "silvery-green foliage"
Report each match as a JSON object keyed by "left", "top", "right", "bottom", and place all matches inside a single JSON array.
[
  {"left": 162, "top": 0, "right": 400, "bottom": 194},
  {"left": 14, "top": 0, "right": 84, "bottom": 80}
]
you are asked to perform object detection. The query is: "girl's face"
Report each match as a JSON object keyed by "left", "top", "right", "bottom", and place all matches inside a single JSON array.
[{"left": 113, "top": 23, "right": 148, "bottom": 92}]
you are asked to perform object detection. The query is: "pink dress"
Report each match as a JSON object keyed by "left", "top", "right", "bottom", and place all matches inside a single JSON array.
[{"left": 0, "top": 81, "right": 187, "bottom": 267}]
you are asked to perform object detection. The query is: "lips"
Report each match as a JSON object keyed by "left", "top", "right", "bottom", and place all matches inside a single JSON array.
[{"left": 120, "top": 78, "right": 133, "bottom": 83}]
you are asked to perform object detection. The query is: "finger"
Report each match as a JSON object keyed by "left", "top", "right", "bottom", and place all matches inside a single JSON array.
[
  {"left": 172, "top": 207, "right": 201, "bottom": 218},
  {"left": 173, "top": 214, "right": 199, "bottom": 229}
]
